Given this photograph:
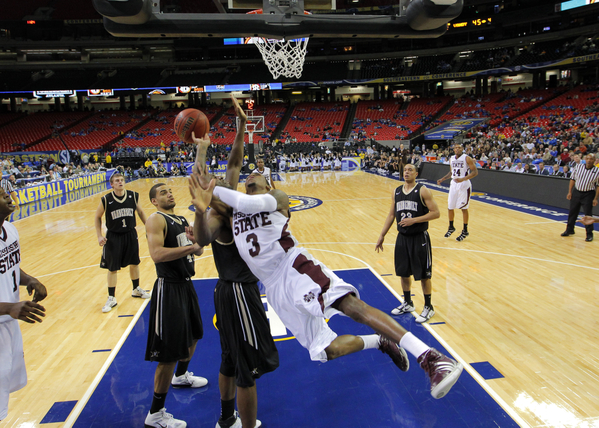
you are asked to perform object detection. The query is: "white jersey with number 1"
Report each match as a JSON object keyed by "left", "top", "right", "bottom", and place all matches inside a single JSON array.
[
  {"left": 0, "top": 223, "right": 20, "bottom": 325},
  {"left": 0, "top": 222, "right": 25, "bottom": 421}
]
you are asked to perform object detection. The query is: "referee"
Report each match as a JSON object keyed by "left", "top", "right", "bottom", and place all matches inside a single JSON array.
[
  {"left": 561, "top": 153, "right": 599, "bottom": 241},
  {"left": 0, "top": 174, "right": 19, "bottom": 213}
]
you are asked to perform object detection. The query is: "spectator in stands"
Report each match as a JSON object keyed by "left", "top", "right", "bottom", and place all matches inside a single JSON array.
[
  {"left": 563, "top": 165, "right": 572, "bottom": 179},
  {"left": 551, "top": 164, "right": 564, "bottom": 177},
  {"left": 536, "top": 162, "right": 550, "bottom": 176}
]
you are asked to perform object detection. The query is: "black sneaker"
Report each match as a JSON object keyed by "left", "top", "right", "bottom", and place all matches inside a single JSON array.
[
  {"left": 444, "top": 227, "right": 456, "bottom": 238},
  {"left": 378, "top": 336, "right": 409, "bottom": 372},
  {"left": 456, "top": 230, "right": 469, "bottom": 242}
]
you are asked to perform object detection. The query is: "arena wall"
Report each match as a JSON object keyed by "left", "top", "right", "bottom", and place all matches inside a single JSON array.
[{"left": 420, "top": 162, "right": 572, "bottom": 210}]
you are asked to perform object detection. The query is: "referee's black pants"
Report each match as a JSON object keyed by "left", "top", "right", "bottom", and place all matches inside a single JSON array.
[{"left": 566, "top": 188, "right": 595, "bottom": 236}]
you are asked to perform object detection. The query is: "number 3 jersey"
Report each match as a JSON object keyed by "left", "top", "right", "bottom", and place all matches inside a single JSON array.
[
  {"left": 395, "top": 183, "right": 429, "bottom": 235},
  {"left": 0, "top": 223, "right": 21, "bottom": 324},
  {"left": 231, "top": 208, "right": 299, "bottom": 284}
]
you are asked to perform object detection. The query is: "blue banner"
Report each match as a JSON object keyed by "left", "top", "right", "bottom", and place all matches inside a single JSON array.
[
  {"left": 15, "top": 170, "right": 113, "bottom": 205},
  {"left": 424, "top": 119, "right": 487, "bottom": 140}
]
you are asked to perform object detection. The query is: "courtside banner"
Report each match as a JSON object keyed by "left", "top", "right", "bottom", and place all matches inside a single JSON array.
[
  {"left": 424, "top": 118, "right": 487, "bottom": 140},
  {"left": 15, "top": 170, "right": 113, "bottom": 205}
]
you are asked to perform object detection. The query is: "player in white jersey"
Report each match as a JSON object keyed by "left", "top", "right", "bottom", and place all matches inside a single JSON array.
[
  {"left": 437, "top": 143, "right": 478, "bottom": 241},
  {"left": 189, "top": 159, "right": 463, "bottom": 400},
  {"left": 0, "top": 188, "right": 47, "bottom": 421},
  {"left": 251, "top": 157, "right": 275, "bottom": 189}
]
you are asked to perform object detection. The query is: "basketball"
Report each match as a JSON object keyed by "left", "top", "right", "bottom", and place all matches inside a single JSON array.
[{"left": 174, "top": 108, "right": 210, "bottom": 143}]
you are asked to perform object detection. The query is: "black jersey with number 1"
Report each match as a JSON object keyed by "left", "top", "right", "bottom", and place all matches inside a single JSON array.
[
  {"left": 395, "top": 183, "right": 429, "bottom": 235},
  {"left": 102, "top": 190, "right": 139, "bottom": 233}
]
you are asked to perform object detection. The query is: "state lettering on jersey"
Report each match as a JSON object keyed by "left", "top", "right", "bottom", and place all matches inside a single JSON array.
[
  {"left": 0, "top": 245, "right": 20, "bottom": 274},
  {"left": 110, "top": 208, "right": 135, "bottom": 220},
  {"left": 233, "top": 211, "right": 273, "bottom": 236}
]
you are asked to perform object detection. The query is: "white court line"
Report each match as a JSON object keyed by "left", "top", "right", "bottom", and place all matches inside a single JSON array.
[
  {"left": 63, "top": 297, "right": 151, "bottom": 428},
  {"left": 303, "top": 247, "right": 532, "bottom": 428},
  {"left": 324, "top": 197, "right": 389, "bottom": 202},
  {"left": 524, "top": 220, "right": 567, "bottom": 225},
  {"left": 301, "top": 241, "right": 599, "bottom": 272}
]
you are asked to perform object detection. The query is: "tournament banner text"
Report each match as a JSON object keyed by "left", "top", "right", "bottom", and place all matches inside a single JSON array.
[{"left": 15, "top": 170, "right": 113, "bottom": 205}]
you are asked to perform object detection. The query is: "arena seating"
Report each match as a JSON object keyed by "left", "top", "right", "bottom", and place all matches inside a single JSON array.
[
  {"left": 0, "top": 111, "right": 90, "bottom": 152},
  {"left": 59, "top": 110, "right": 148, "bottom": 150},
  {"left": 281, "top": 102, "right": 349, "bottom": 143},
  {"left": 353, "top": 97, "right": 451, "bottom": 140}
]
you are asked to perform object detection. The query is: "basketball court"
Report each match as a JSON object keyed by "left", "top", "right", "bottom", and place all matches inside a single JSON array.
[{"left": 4, "top": 170, "right": 599, "bottom": 428}]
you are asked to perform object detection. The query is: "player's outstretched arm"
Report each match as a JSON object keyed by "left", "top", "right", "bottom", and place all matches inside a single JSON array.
[
  {"left": 20, "top": 268, "right": 47, "bottom": 303},
  {"left": 227, "top": 94, "right": 247, "bottom": 189},
  {"left": 191, "top": 131, "right": 212, "bottom": 183},
  {"left": 376, "top": 193, "right": 396, "bottom": 253},
  {"left": 213, "top": 185, "right": 278, "bottom": 214}
]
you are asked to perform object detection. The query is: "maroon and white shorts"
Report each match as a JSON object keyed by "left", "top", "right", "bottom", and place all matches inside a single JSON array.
[
  {"left": 263, "top": 248, "right": 360, "bottom": 362},
  {"left": 0, "top": 320, "right": 27, "bottom": 420}
]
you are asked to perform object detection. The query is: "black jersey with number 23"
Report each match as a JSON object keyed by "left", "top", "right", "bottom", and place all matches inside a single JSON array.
[{"left": 395, "top": 183, "right": 429, "bottom": 235}]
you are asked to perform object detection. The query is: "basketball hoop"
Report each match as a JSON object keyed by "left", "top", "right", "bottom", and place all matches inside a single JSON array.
[{"left": 246, "top": 9, "right": 310, "bottom": 80}]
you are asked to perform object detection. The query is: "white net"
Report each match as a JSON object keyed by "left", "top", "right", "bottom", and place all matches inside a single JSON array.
[{"left": 249, "top": 37, "right": 309, "bottom": 80}]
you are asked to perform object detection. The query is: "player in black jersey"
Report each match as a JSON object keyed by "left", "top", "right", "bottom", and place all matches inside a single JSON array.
[
  {"left": 376, "top": 163, "right": 441, "bottom": 323},
  {"left": 144, "top": 182, "right": 206, "bottom": 428},
  {"left": 94, "top": 173, "right": 149, "bottom": 313},
  {"left": 192, "top": 95, "right": 278, "bottom": 428}
]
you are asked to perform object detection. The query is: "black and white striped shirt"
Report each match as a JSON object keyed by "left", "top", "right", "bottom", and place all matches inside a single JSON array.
[
  {"left": 0, "top": 178, "right": 15, "bottom": 194},
  {"left": 572, "top": 164, "right": 599, "bottom": 192}
]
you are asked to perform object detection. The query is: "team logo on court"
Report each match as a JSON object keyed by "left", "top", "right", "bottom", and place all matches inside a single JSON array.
[
  {"left": 188, "top": 196, "right": 322, "bottom": 213},
  {"left": 288, "top": 195, "right": 323, "bottom": 212}
]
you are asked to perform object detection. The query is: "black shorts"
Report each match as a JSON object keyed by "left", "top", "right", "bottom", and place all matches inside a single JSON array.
[
  {"left": 100, "top": 230, "right": 141, "bottom": 271},
  {"left": 145, "top": 278, "right": 204, "bottom": 363},
  {"left": 394, "top": 231, "right": 432, "bottom": 281},
  {"left": 215, "top": 280, "right": 279, "bottom": 388}
]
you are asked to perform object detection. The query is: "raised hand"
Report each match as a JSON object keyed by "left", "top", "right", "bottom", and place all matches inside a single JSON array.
[
  {"left": 189, "top": 173, "right": 216, "bottom": 213},
  {"left": 231, "top": 93, "right": 247, "bottom": 123}
]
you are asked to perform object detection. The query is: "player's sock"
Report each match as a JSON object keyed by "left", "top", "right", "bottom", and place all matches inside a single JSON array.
[
  {"left": 359, "top": 334, "right": 380, "bottom": 350},
  {"left": 175, "top": 361, "right": 189, "bottom": 377},
  {"left": 403, "top": 291, "right": 412, "bottom": 304},
  {"left": 449, "top": 221, "right": 454, "bottom": 229},
  {"left": 399, "top": 332, "right": 430, "bottom": 359},
  {"left": 424, "top": 294, "right": 432, "bottom": 308},
  {"left": 220, "top": 398, "right": 235, "bottom": 421},
  {"left": 463, "top": 224, "right": 468, "bottom": 232},
  {"left": 132, "top": 278, "right": 140, "bottom": 291},
  {"left": 108, "top": 287, "right": 115, "bottom": 297},
  {"left": 150, "top": 392, "right": 167, "bottom": 414}
]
